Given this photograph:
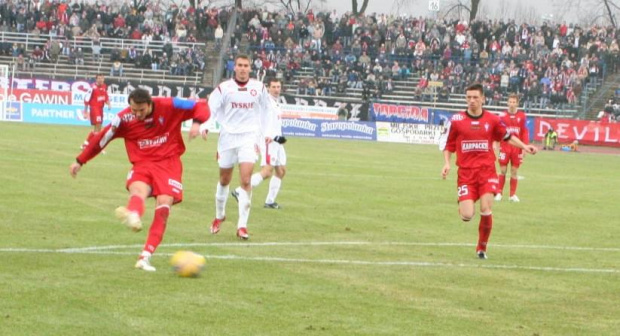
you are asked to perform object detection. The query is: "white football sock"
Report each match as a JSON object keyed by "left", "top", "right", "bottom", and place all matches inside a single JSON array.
[
  {"left": 215, "top": 182, "right": 229, "bottom": 219},
  {"left": 237, "top": 188, "right": 252, "bottom": 229},
  {"left": 251, "top": 173, "right": 263, "bottom": 188},
  {"left": 266, "top": 176, "right": 281, "bottom": 204}
]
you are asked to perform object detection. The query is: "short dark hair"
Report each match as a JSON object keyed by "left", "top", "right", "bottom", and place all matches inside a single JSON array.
[
  {"left": 267, "top": 78, "right": 282, "bottom": 87},
  {"left": 235, "top": 54, "right": 251, "bottom": 64},
  {"left": 508, "top": 93, "right": 519, "bottom": 101},
  {"left": 96, "top": 74, "right": 104, "bottom": 78},
  {"left": 466, "top": 83, "right": 484, "bottom": 95},
  {"left": 128, "top": 88, "right": 152, "bottom": 105}
]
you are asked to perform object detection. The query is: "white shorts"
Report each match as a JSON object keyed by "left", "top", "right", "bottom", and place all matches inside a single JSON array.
[
  {"left": 217, "top": 143, "right": 258, "bottom": 168},
  {"left": 260, "top": 142, "right": 286, "bottom": 167}
]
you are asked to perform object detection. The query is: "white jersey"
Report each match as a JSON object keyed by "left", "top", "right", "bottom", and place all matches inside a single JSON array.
[
  {"left": 205, "top": 78, "right": 272, "bottom": 151},
  {"left": 266, "top": 95, "right": 283, "bottom": 138}
]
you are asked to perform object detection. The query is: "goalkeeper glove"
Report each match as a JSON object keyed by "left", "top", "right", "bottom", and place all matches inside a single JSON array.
[{"left": 273, "top": 135, "right": 287, "bottom": 144}]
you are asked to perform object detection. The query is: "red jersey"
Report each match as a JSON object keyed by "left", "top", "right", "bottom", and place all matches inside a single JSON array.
[
  {"left": 85, "top": 83, "right": 109, "bottom": 108},
  {"left": 499, "top": 110, "right": 529, "bottom": 144},
  {"left": 77, "top": 97, "right": 210, "bottom": 165},
  {"left": 443, "top": 110, "right": 510, "bottom": 169}
]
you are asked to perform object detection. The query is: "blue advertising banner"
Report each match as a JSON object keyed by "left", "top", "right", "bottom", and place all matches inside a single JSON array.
[
  {"left": 526, "top": 117, "right": 535, "bottom": 143},
  {"left": 282, "top": 119, "right": 376, "bottom": 141},
  {"left": 22, "top": 103, "right": 124, "bottom": 126},
  {"left": 432, "top": 110, "right": 454, "bottom": 125}
]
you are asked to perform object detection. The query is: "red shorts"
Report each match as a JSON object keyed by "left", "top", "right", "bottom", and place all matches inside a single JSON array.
[
  {"left": 89, "top": 105, "right": 103, "bottom": 125},
  {"left": 456, "top": 167, "right": 499, "bottom": 202},
  {"left": 498, "top": 144, "right": 523, "bottom": 168},
  {"left": 126, "top": 157, "right": 184, "bottom": 204}
]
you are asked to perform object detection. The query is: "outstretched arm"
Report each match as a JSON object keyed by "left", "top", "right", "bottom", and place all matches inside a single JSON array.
[
  {"left": 441, "top": 150, "right": 452, "bottom": 179},
  {"left": 508, "top": 135, "right": 538, "bottom": 155}
]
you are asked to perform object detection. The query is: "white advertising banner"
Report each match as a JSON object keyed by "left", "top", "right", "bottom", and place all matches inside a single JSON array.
[
  {"left": 376, "top": 122, "right": 443, "bottom": 145},
  {"left": 280, "top": 103, "right": 339, "bottom": 120}
]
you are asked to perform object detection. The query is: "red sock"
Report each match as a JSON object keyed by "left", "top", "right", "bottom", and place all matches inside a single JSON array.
[
  {"left": 498, "top": 174, "right": 506, "bottom": 194},
  {"left": 477, "top": 213, "right": 493, "bottom": 252},
  {"left": 127, "top": 195, "right": 145, "bottom": 217},
  {"left": 143, "top": 205, "right": 170, "bottom": 254},
  {"left": 510, "top": 177, "right": 518, "bottom": 197}
]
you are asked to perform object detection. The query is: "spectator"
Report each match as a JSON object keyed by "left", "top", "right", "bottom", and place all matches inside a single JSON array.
[
  {"left": 214, "top": 24, "right": 224, "bottom": 49},
  {"left": 110, "top": 60, "right": 124, "bottom": 77}
]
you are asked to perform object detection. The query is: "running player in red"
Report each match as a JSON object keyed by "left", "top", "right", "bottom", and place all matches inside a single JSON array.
[
  {"left": 495, "top": 94, "right": 529, "bottom": 202},
  {"left": 82, "top": 74, "right": 111, "bottom": 149},
  {"left": 440, "top": 84, "right": 537, "bottom": 259},
  {"left": 69, "top": 89, "right": 210, "bottom": 272}
]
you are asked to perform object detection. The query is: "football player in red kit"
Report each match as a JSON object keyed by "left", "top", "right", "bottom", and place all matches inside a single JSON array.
[
  {"left": 82, "top": 74, "right": 111, "bottom": 149},
  {"left": 69, "top": 89, "right": 210, "bottom": 272},
  {"left": 495, "top": 94, "right": 529, "bottom": 202},
  {"left": 440, "top": 84, "right": 537, "bottom": 259}
]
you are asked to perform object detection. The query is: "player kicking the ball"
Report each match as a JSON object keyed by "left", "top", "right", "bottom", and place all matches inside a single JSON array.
[
  {"left": 440, "top": 84, "right": 537, "bottom": 259},
  {"left": 70, "top": 89, "right": 210, "bottom": 271}
]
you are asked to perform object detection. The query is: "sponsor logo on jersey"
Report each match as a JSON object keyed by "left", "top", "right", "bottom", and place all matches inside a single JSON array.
[
  {"left": 137, "top": 132, "right": 169, "bottom": 149},
  {"left": 507, "top": 126, "right": 520, "bottom": 134},
  {"left": 461, "top": 140, "right": 489, "bottom": 152},
  {"left": 231, "top": 102, "right": 255, "bottom": 109}
]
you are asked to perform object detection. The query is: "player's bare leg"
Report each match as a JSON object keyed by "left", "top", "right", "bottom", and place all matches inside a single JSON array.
[
  {"left": 115, "top": 181, "right": 150, "bottom": 232},
  {"left": 265, "top": 165, "right": 286, "bottom": 209},
  {"left": 476, "top": 193, "right": 494, "bottom": 259},
  {"left": 212, "top": 167, "right": 233, "bottom": 234},
  {"left": 496, "top": 165, "right": 508, "bottom": 201},
  {"left": 458, "top": 199, "right": 475, "bottom": 222},
  {"left": 236, "top": 162, "right": 254, "bottom": 239},
  {"left": 136, "top": 194, "right": 174, "bottom": 272},
  {"left": 509, "top": 165, "right": 520, "bottom": 202}
]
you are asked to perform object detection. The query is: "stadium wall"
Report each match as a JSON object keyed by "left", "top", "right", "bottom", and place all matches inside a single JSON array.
[{"left": 4, "top": 80, "right": 620, "bottom": 147}]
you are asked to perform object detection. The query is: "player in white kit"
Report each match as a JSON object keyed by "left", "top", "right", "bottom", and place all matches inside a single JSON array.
[
  {"left": 201, "top": 55, "right": 273, "bottom": 239},
  {"left": 233, "top": 78, "right": 288, "bottom": 209}
]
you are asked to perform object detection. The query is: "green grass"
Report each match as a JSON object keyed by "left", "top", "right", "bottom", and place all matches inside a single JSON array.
[{"left": 1, "top": 122, "right": 619, "bottom": 335}]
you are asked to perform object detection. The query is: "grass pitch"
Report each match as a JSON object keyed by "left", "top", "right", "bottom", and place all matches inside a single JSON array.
[{"left": 1, "top": 122, "right": 619, "bottom": 335}]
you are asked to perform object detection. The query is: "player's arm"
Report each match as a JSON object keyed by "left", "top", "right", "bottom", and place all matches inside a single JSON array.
[
  {"left": 259, "top": 86, "right": 273, "bottom": 144},
  {"left": 508, "top": 135, "right": 537, "bottom": 155},
  {"left": 105, "top": 88, "right": 111, "bottom": 109},
  {"left": 70, "top": 115, "right": 123, "bottom": 178},
  {"left": 172, "top": 97, "right": 210, "bottom": 140},
  {"left": 440, "top": 120, "right": 455, "bottom": 179},
  {"left": 201, "top": 87, "right": 223, "bottom": 140},
  {"left": 83, "top": 86, "right": 93, "bottom": 112}
]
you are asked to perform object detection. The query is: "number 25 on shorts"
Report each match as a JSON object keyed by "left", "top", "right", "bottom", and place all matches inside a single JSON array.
[{"left": 457, "top": 185, "right": 469, "bottom": 197}]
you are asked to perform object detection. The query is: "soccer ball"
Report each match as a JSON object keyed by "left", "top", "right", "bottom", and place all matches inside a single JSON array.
[{"left": 170, "top": 251, "right": 206, "bottom": 277}]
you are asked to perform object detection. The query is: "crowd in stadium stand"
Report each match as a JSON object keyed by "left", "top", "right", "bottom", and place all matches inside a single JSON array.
[
  {"left": 228, "top": 9, "right": 619, "bottom": 109},
  {"left": 0, "top": 0, "right": 228, "bottom": 75}
]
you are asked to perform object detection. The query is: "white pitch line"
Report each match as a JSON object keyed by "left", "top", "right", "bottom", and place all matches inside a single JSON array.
[
  {"left": 0, "top": 248, "right": 618, "bottom": 274},
  {"left": 52, "top": 241, "right": 620, "bottom": 253}
]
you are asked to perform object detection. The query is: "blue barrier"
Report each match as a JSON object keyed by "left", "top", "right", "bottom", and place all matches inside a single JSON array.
[
  {"left": 21, "top": 103, "right": 124, "bottom": 125},
  {"left": 282, "top": 119, "right": 376, "bottom": 141}
]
